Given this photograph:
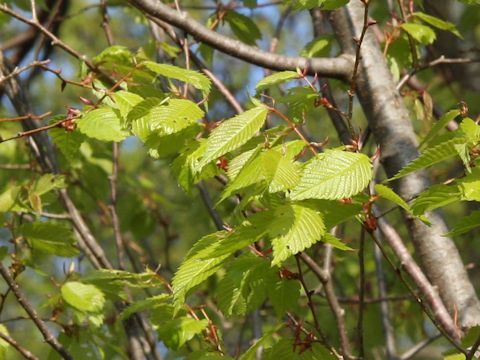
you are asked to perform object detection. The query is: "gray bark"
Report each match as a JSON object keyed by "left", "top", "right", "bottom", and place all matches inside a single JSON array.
[{"left": 329, "top": 0, "right": 480, "bottom": 328}]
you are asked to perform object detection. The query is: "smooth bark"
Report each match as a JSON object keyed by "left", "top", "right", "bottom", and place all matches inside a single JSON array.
[{"left": 329, "top": 0, "right": 480, "bottom": 328}]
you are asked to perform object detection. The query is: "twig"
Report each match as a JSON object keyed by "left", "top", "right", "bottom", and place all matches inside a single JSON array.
[
  {"left": 294, "top": 255, "right": 329, "bottom": 345},
  {"left": 399, "top": 333, "right": 441, "bottom": 360},
  {"left": 0, "top": 111, "right": 51, "bottom": 123},
  {"left": 466, "top": 333, "right": 480, "bottom": 360},
  {"left": 396, "top": 55, "right": 480, "bottom": 90},
  {"left": 0, "top": 4, "right": 96, "bottom": 71},
  {"left": 109, "top": 142, "right": 126, "bottom": 270},
  {"left": 356, "top": 227, "right": 365, "bottom": 359},
  {"left": 346, "top": 0, "right": 373, "bottom": 137},
  {"left": 373, "top": 217, "right": 465, "bottom": 353},
  {"left": 0, "top": 330, "right": 39, "bottom": 360},
  {"left": 0, "top": 60, "right": 50, "bottom": 85},
  {"left": 0, "top": 263, "right": 72, "bottom": 360},
  {"left": 0, "top": 117, "right": 76, "bottom": 144},
  {"left": 300, "top": 253, "right": 352, "bottom": 359},
  {"left": 100, "top": 0, "right": 114, "bottom": 46}
]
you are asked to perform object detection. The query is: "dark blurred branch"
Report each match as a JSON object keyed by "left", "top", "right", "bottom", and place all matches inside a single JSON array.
[{"left": 0, "top": 264, "right": 72, "bottom": 360}]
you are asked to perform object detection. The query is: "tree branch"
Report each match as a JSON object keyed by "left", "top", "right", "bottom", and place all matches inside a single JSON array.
[
  {"left": 128, "top": 0, "right": 354, "bottom": 79},
  {"left": 0, "top": 330, "right": 39, "bottom": 360}
]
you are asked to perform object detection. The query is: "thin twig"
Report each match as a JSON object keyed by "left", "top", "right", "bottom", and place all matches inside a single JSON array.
[
  {"left": 399, "top": 333, "right": 442, "bottom": 360},
  {"left": 0, "top": 330, "right": 39, "bottom": 360},
  {"left": 109, "top": 142, "right": 126, "bottom": 270},
  {"left": 0, "top": 60, "right": 50, "bottom": 85},
  {"left": 0, "top": 263, "right": 72, "bottom": 360},
  {"left": 0, "top": 4, "right": 96, "bottom": 71},
  {"left": 356, "top": 227, "right": 366, "bottom": 359},
  {"left": 396, "top": 55, "right": 480, "bottom": 90}
]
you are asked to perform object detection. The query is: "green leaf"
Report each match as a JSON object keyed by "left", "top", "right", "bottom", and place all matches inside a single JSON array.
[
  {"left": 264, "top": 338, "right": 335, "bottom": 359},
  {"left": 217, "top": 255, "right": 273, "bottom": 316},
  {"left": 19, "top": 222, "right": 79, "bottom": 257},
  {"left": 111, "top": 90, "right": 144, "bottom": 120},
  {"left": 119, "top": 294, "right": 170, "bottom": 320},
  {"left": 30, "top": 174, "right": 66, "bottom": 196},
  {"left": 390, "top": 137, "right": 466, "bottom": 180},
  {"left": 143, "top": 61, "right": 211, "bottom": 96},
  {"left": 460, "top": 118, "right": 480, "bottom": 144},
  {"left": 419, "top": 109, "right": 460, "bottom": 149},
  {"left": 224, "top": 10, "right": 262, "bottom": 45},
  {"left": 445, "top": 210, "right": 480, "bottom": 237},
  {"left": 173, "top": 222, "right": 268, "bottom": 308},
  {"left": 77, "top": 108, "right": 128, "bottom": 142},
  {"left": 413, "top": 12, "right": 461, "bottom": 38},
  {"left": 269, "top": 203, "right": 325, "bottom": 265},
  {"left": 401, "top": 23, "right": 436, "bottom": 45},
  {"left": 412, "top": 184, "right": 461, "bottom": 215},
  {"left": 300, "top": 35, "right": 334, "bottom": 58},
  {"left": 322, "top": 233, "right": 353, "bottom": 251},
  {"left": 256, "top": 71, "right": 300, "bottom": 92},
  {"left": 61, "top": 282, "right": 105, "bottom": 313},
  {"left": 288, "top": 0, "right": 349, "bottom": 11},
  {"left": 149, "top": 99, "right": 204, "bottom": 135},
  {"left": 375, "top": 184, "right": 411, "bottom": 212},
  {"left": 157, "top": 317, "right": 208, "bottom": 350},
  {"left": 268, "top": 279, "right": 301, "bottom": 315},
  {"left": 199, "top": 106, "right": 268, "bottom": 168},
  {"left": 290, "top": 150, "right": 372, "bottom": 200},
  {"left": 50, "top": 127, "right": 84, "bottom": 162},
  {"left": 459, "top": 168, "right": 480, "bottom": 201}
]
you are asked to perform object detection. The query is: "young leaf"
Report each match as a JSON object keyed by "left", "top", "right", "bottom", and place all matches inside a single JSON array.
[
  {"left": 77, "top": 108, "right": 128, "bottom": 142},
  {"left": 288, "top": 0, "right": 349, "bottom": 11},
  {"left": 419, "top": 109, "right": 460, "bottom": 149},
  {"left": 224, "top": 10, "right": 262, "bottom": 45},
  {"left": 143, "top": 61, "right": 211, "bottom": 95},
  {"left": 445, "top": 211, "right": 480, "bottom": 237},
  {"left": 322, "top": 233, "right": 353, "bottom": 251},
  {"left": 390, "top": 137, "right": 466, "bottom": 180},
  {"left": 61, "top": 282, "right": 105, "bottom": 313},
  {"left": 375, "top": 184, "right": 411, "bottom": 212},
  {"left": 199, "top": 106, "right": 268, "bottom": 168},
  {"left": 411, "top": 184, "right": 461, "bottom": 215},
  {"left": 290, "top": 150, "right": 372, "bottom": 200},
  {"left": 413, "top": 12, "right": 461, "bottom": 38},
  {"left": 459, "top": 168, "right": 480, "bottom": 201},
  {"left": 301, "top": 35, "right": 334, "bottom": 58},
  {"left": 460, "top": 118, "right": 480, "bottom": 145},
  {"left": 172, "top": 225, "right": 267, "bottom": 308},
  {"left": 269, "top": 203, "right": 325, "bottom": 265},
  {"left": 50, "top": 127, "right": 84, "bottom": 162},
  {"left": 111, "top": 90, "right": 144, "bottom": 119},
  {"left": 119, "top": 294, "right": 170, "bottom": 320},
  {"left": 149, "top": 99, "right": 204, "bottom": 135},
  {"left": 157, "top": 317, "right": 208, "bottom": 350},
  {"left": 256, "top": 71, "right": 299, "bottom": 92},
  {"left": 19, "top": 222, "right": 79, "bottom": 257},
  {"left": 401, "top": 23, "right": 436, "bottom": 44}
]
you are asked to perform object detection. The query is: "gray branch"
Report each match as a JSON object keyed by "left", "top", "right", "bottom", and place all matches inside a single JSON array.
[{"left": 128, "top": 0, "right": 354, "bottom": 79}]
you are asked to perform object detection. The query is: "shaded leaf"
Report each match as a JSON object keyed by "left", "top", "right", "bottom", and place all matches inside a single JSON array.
[
  {"left": 412, "top": 184, "right": 461, "bottom": 215},
  {"left": 445, "top": 210, "right": 480, "bottom": 237},
  {"left": 419, "top": 109, "right": 460, "bottom": 149},
  {"left": 19, "top": 222, "right": 79, "bottom": 257},
  {"left": 413, "top": 12, "right": 461, "bottom": 38},
  {"left": 224, "top": 10, "right": 262, "bottom": 45},
  {"left": 157, "top": 317, "right": 208, "bottom": 350}
]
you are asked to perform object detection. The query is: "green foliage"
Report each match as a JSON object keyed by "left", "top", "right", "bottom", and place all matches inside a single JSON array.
[
  {"left": 445, "top": 210, "right": 480, "bottom": 237},
  {"left": 78, "top": 107, "right": 128, "bottom": 142},
  {"left": 157, "top": 317, "right": 209, "bottom": 350},
  {"left": 61, "top": 282, "right": 105, "bottom": 313}
]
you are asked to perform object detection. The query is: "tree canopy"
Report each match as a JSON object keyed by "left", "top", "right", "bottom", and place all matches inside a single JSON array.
[{"left": 0, "top": 0, "right": 480, "bottom": 359}]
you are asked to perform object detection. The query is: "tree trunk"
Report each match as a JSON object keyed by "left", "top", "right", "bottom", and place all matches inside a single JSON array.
[{"left": 329, "top": 0, "right": 480, "bottom": 329}]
